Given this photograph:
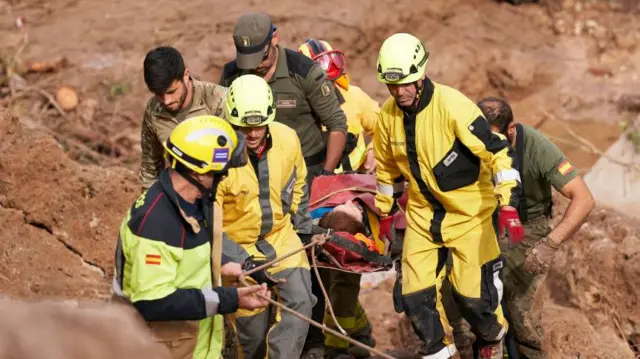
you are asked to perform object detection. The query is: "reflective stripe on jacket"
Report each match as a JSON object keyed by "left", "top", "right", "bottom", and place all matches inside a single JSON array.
[
  {"left": 215, "top": 122, "right": 312, "bottom": 257},
  {"left": 113, "top": 170, "right": 242, "bottom": 359}
]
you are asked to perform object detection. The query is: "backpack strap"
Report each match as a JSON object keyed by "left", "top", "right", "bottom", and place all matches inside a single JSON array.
[{"left": 514, "top": 123, "right": 528, "bottom": 222}]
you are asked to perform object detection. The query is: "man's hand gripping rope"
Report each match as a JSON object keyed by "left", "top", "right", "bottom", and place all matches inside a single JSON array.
[{"left": 236, "top": 232, "right": 398, "bottom": 359}]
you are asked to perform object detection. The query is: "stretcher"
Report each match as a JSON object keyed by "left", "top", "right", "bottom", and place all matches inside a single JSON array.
[{"left": 309, "top": 174, "right": 407, "bottom": 273}]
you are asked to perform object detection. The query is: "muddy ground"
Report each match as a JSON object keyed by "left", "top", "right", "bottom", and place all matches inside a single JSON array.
[{"left": 0, "top": 0, "right": 639, "bottom": 358}]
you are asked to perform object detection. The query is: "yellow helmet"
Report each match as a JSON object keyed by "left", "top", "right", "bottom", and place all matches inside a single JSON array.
[
  {"left": 376, "top": 33, "right": 429, "bottom": 85},
  {"left": 163, "top": 115, "right": 247, "bottom": 174},
  {"left": 224, "top": 74, "right": 276, "bottom": 127}
]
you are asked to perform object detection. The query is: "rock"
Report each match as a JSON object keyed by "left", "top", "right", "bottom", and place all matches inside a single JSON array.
[
  {"left": 613, "top": 29, "right": 637, "bottom": 51},
  {"left": 55, "top": 86, "right": 79, "bottom": 111},
  {"left": 583, "top": 129, "right": 640, "bottom": 220}
]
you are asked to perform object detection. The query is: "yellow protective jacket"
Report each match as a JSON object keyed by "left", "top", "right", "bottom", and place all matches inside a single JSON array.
[
  {"left": 215, "top": 122, "right": 311, "bottom": 260},
  {"left": 374, "top": 78, "right": 521, "bottom": 242},
  {"left": 112, "top": 169, "right": 247, "bottom": 359},
  {"left": 332, "top": 77, "right": 380, "bottom": 172}
]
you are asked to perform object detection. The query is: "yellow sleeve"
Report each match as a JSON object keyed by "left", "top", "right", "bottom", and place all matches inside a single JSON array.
[
  {"left": 356, "top": 88, "right": 380, "bottom": 137},
  {"left": 215, "top": 175, "right": 229, "bottom": 207},
  {"left": 123, "top": 232, "right": 225, "bottom": 320},
  {"left": 373, "top": 111, "right": 403, "bottom": 216},
  {"left": 451, "top": 101, "right": 521, "bottom": 208},
  {"left": 291, "top": 136, "right": 308, "bottom": 215}
]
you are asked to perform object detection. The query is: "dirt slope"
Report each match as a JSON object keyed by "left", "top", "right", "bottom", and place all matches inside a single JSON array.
[{"left": 0, "top": 110, "right": 137, "bottom": 299}]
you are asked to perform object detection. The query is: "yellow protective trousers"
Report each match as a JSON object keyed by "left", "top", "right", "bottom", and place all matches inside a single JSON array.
[{"left": 401, "top": 213, "right": 507, "bottom": 358}]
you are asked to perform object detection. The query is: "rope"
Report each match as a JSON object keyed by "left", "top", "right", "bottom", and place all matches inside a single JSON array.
[
  {"left": 237, "top": 276, "right": 397, "bottom": 359},
  {"left": 242, "top": 237, "right": 325, "bottom": 277},
  {"left": 237, "top": 233, "right": 398, "bottom": 359},
  {"left": 240, "top": 233, "right": 346, "bottom": 334},
  {"left": 311, "top": 242, "right": 347, "bottom": 336}
]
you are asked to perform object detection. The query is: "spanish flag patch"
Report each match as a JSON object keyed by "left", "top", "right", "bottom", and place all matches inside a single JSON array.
[
  {"left": 145, "top": 254, "right": 161, "bottom": 265},
  {"left": 558, "top": 159, "right": 574, "bottom": 176}
]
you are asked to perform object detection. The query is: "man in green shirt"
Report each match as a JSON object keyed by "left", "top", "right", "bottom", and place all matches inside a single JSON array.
[
  {"left": 219, "top": 12, "right": 348, "bottom": 183},
  {"left": 140, "top": 46, "right": 228, "bottom": 189},
  {"left": 477, "top": 97, "right": 595, "bottom": 358}
]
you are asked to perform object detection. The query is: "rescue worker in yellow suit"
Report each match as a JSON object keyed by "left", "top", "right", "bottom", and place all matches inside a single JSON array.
[
  {"left": 215, "top": 74, "right": 316, "bottom": 359},
  {"left": 112, "top": 115, "right": 272, "bottom": 359},
  {"left": 373, "top": 33, "right": 525, "bottom": 359},
  {"left": 298, "top": 39, "right": 379, "bottom": 174},
  {"left": 298, "top": 38, "right": 380, "bottom": 359}
]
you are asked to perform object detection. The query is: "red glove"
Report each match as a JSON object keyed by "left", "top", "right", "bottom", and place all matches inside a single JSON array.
[
  {"left": 379, "top": 215, "right": 395, "bottom": 242},
  {"left": 498, "top": 206, "right": 524, "bottom": 245}
]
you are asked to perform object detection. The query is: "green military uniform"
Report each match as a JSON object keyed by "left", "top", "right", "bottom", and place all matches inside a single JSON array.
[
  {"left": 500, "top": 123, "right": 578, "bottom": 359},
  {"left": 441, "top": 124, "right": 579, "bottom": 359},
  {"left": 320, "top": 269, "right": 375, "bottom": 358},
  {"left": 139, "top": 79, "right": 227, "bottom": 188},
  {"left": 219, "top": 45, "right": 348, "bottom": 182}
]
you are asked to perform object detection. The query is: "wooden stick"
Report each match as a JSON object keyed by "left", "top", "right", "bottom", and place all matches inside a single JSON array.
[
  {"left": 2, "top": 86, "right": 66, "bottom": 118},
  {"left": 237, "top": 277, "right": 397, "bottom": 359}
]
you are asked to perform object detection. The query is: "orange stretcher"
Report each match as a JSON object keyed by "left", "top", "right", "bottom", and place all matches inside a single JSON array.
[{"left": 309, "top": 174, "right": 407, "bottom": 273}]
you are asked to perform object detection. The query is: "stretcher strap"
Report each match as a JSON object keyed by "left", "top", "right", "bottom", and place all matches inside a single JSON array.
[
  {"left": 309, "top": 186, "right": 376, "bottom": 208},
  {"left": 329, "top": 234, "right": 393, "bottom": 265}
]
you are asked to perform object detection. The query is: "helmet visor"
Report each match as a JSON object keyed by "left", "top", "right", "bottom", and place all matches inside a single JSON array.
[
  {"left": 242, "top": 114, "right": 269, "bottom": 126},
  {"left": 313, "top": 50, "right": 345, "bottom": 80},
  {"left": 381, "top": 70, "right": 409, "bottom": 83}
]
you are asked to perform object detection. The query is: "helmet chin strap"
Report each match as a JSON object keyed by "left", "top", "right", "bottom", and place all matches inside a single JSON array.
[{"left": 176, "top": 169, "right": 225, "bottom": 204}]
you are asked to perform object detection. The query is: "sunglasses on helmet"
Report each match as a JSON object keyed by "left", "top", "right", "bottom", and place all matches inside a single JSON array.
[{"left": 379, "top": 51, "right": 430, "bottom": 82}]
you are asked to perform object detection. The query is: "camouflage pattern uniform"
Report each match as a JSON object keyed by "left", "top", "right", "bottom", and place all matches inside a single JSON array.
[{"left": 139, "top": 79, "right": 227, "bottom": 188}]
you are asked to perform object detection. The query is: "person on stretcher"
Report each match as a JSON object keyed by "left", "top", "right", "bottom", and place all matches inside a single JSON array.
[
  {"left": 308, "top": 173, "right": 406, "bottom": 358},
  {"left": 309, "top": 174, "right": 406, "bottom": 272}
]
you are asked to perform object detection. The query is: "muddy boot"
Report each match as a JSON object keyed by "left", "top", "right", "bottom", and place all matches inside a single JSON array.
[
  {"left": 477, "top": 339, "right": 504, "bottom": 359},
  {"left": 301, "top": 346, "right": 324, "bottom": 359}
]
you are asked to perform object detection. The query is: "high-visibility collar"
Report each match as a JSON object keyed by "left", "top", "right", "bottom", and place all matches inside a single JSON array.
[{"left": 335, "top": 74, "right": 349, "bottom": 90}]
